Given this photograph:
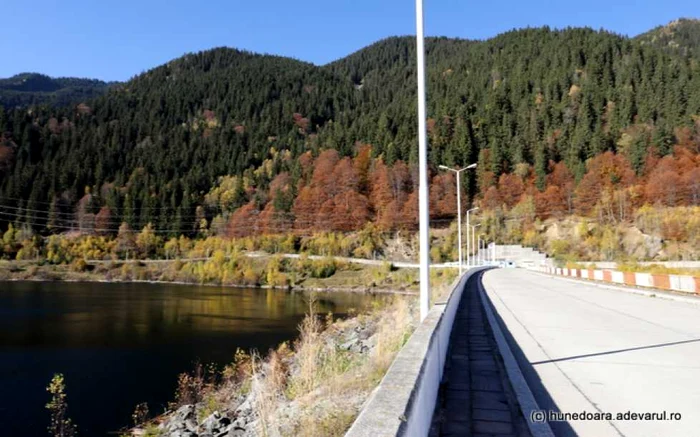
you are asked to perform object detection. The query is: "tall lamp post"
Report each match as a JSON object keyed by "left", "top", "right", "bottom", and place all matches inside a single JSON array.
[
  {"left": 472, "top": 223, "right": 481, "bottom": 267},
  {"left": 466, "top": 207, "right": 479, "bottom": 267},
  {"left": 439, "top": 164, "right": 477, "bottom": 274},
  {"left": 480, "top": 240, "right": 485, "bottom": 265},
  {"left": 416, "top": 0, "right": 430, "bottom": 321},
  {"left": 478, "top": 236, "right": 482, "bottom": 266}
]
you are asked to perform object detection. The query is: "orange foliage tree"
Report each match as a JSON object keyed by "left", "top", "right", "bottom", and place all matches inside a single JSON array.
[{"left": 574, "top": 152, "right": 635, "bottom": 215}]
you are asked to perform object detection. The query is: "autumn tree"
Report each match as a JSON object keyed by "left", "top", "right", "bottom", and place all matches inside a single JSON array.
[
  {"left": 331, "top": 191, "right": 370, "bottom": 231},
  {"left": 115, "top": 222, "right": 136, "bottom": 259},
  {"left": 136, "top": 223, "right": 160, "bottom": 258},
  {"left": 497, "top": 173, "right": 525, "bottom": 209},
  {"left": 574, "top": 152, "right": 635, "bottom": 215},
  {"left": 94, "top": 207, "right": 112, "bottom": 235},
  {"left": 227, "top": 202, "right": 259, "bottom": 238}
]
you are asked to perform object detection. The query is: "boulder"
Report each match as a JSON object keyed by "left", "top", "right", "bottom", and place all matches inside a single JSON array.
[{"left": 200, "top": 411, "right": 233, "bottom": 435}]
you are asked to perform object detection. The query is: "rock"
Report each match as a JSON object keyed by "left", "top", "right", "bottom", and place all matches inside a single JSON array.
[
  {"left": 200, "top": 411, "right": 221, "bottom": 433},
  {"left": 232, "top": 417, "right": 247, "bottom": 429},
  {"left": 176, "top": 404, "right": 196, "bottom": 421},
  {"left": 169, "top": 430, "right": 197, "bottom": 437},
  {"left": 341, "top": 339, "right": 356, "bottom": 350},
  {"left": 235, "top": 398, "right": 252, "bottom": 416},
  {"left": 185, "top": 418, "right": 198, "bottom": 432},
  {"left": 166, "top": 419, "right": 186, "bottom": 433},
  {"left": 213, "top": 423, "right": 243, "bottom": 437},
  {"left": 200, "top": 411, "right": 233, "bottom": 435},
  {"left": 363, "top": 333, "right": 378, "bottom": 350}
]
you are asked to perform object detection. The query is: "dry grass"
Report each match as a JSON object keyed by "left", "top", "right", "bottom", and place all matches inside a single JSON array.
[
  {"left": 230, "top": 294, "right": 419, "bottom": 437},
  {"left": 615, "top": 262, "right": 700, "bottom": 277}
]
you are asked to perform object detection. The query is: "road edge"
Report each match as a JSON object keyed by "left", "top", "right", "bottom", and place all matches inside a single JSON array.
[{"left": 477, "top": 271, "right": 555, "bottom": 437}]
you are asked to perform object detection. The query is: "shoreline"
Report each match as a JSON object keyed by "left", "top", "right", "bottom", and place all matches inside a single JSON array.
[
  {"left": 0, "top": 261, "right": 418, "bottom": 296},
  {"left": 0, "top": 276, "right": 419, "bottom": 296}
]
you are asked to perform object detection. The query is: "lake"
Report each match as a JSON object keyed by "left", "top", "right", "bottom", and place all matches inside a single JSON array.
[{"left": 0, "top": 281, "right": 377, "bottom": 436}]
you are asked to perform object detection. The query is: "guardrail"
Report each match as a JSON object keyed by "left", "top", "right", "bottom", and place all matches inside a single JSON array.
[
  {"left": 345, "top": 267, "right": 486, "bottom": 437},
  {"left": 538, "top": 267, "right": 700, "bottom": 294}
]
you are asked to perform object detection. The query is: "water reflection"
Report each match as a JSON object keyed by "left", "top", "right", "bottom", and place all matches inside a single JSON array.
[{"left": 0, "top": 281, "right": 377, "bottom": 436}]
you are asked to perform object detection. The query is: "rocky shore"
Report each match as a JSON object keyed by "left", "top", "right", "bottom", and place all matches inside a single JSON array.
[{"left": 131, "top": 300, "right": 412, "bottom": 437}]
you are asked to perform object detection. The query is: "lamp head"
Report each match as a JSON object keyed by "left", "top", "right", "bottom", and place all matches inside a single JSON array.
[{"left": 466, "top": 163, "right": 477, "bottom": 169}]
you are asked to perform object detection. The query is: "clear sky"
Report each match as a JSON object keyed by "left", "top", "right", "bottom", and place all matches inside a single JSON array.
[{"left": 1, "top": 0, "right": 697, "bottom": 82}]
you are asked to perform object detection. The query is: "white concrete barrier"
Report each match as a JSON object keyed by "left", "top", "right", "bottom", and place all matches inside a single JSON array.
[
  {"left": 635, "top": 273, "right": 653, "bottom": 288},
  {"left": 346, "top": 268, "right": 485, "bottom": 437},
  {"left": 611, "top": 271, "right": 625, "bottom": 284},
  {"left": 594, "top": 270, "right": 605, "bottom": 281},
  {"left": 678, "top": 276, "right": 696, "bottom": 293}
]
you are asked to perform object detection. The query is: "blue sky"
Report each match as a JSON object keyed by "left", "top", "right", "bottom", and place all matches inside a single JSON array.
[{"left": 0, "top": 0, "right": 697, "bottom": 81}]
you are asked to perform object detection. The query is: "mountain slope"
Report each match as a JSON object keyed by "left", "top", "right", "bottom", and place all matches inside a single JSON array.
[
  {"left": 0, "top": 72, "right": 112, "bottom": 107},
  {"left": 0, "top": 25, "right": 699, "bottom": 236},
  {"left": 635, "top": 18, "right": 700, "bottom": 59}
]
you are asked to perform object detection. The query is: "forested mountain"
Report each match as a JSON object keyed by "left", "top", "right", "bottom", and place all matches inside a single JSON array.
[
  {"left": 0, "top": 21, "right": 699, "bottom": 239},
  {"left": 0, "top": 73, "right": 112, "bottom": 108},
  {"left": 636, "top": 18, "right": 700, "bottom": 60}
]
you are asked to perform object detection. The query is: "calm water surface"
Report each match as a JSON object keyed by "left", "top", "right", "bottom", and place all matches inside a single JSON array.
[{"left": 0, "top": 281, "right": 377, "bottom": 436}]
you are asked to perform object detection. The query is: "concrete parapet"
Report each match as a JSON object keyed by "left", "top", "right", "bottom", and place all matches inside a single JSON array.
[{"left": 345, "top": 268, "right": 486, "bottom": 437}]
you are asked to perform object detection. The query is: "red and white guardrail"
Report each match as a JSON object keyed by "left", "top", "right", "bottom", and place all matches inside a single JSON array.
[{"left": 538, "top": 266, "right": 700, "bottom": 294}]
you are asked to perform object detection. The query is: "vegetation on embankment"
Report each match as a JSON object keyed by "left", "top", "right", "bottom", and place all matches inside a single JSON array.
[
  {"left": 0, "top": 223, "right": 464, "bottom": 293},
  {"left": 0, "top": 254, "right": 458, "bottom": 295},
  {"left": 478, "top": 205, "right": 700, "bottom": 264},
  {"left": 139, "top": 297, "right": 417, "bottom": 437},
  {"left": 128, "top": 269, "right": 458, "bottom": 437}
]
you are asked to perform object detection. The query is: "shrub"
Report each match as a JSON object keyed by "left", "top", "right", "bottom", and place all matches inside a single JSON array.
[
  {"left": 132, "top": 402, "right": 149, "bottom": 426},
  {"left": 70, "top": 258, "right": 88, "bottom": 273},
  {"left": 309, "top": 257, "right": 337, "bottom": 279},
  {"left": 46, "top": 374, "right": 77, "bottom": 437}
]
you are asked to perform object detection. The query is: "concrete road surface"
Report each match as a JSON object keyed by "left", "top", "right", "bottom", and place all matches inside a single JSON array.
[{"left": 482, "top": 269, "right": 700, "bottom": 437}]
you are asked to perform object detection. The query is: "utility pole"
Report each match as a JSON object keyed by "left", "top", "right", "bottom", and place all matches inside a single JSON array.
[
  {"left": 416, "top": 0, "right": 430, "bottom": 321},
  {"left": 439, "top": 164, "right": 477, "bottom": 274}
]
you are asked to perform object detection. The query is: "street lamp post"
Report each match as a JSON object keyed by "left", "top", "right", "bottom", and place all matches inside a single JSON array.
[
  {"left": 479, "top": 238, "right": 486, "bottom": 266},
  {"left": 466, "top": 208, "right": 479, "bottom": 267},
  {"left": 478, "top": 236, "right": 482, "bottom": 266},
  {"left": 472, "top": 224, "right": 481, "bottom": 267},
  {"left": 439, "top": 164, "right": 477, "bottom": 274},
  {"left": 416, "top": 0, "right": 430, "bottom": 321}
]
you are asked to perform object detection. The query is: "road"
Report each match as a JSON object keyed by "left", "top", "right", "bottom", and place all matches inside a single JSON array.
[{"left": 482, "top": 269, "right": 700, "bottom": 437}]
